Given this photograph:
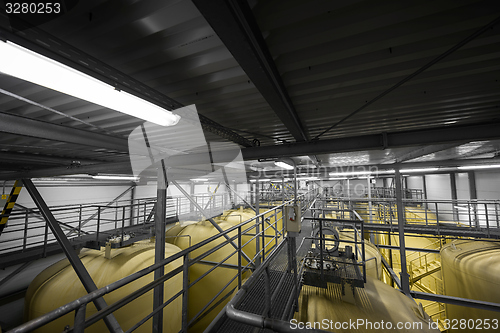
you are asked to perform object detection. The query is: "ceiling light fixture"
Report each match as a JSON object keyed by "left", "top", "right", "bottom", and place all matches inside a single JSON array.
[
  {"left": 190, "top": 178, "right": 208, "bottom": 182},
  {"left": 92, "top": 175, "right": 140, "bottom": 181},
  {"left": 400, "top": 168, "right": 439, "bottom": 173},
  {"left": 457, "top": 164, "right": 500, "bottom": 170},
  {"left": 0, "top": 41, "right": 180, "bottom": 126},
  {"left": 275, "top": 161, "right": 294, "bottom": 170}
]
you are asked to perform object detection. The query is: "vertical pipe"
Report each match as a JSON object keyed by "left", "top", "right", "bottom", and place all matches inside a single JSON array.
[
  {"left": 495, "top": 203, "right": 499, "bottom": 228},
  {"left": 121, "top": 206, "right": 125, "bottom": 245},
  {"left": 468, "top": 171, "right": 478, "bottom": 226},
  {"left": 485, "top": 204, "right": 490, "bottom": 237},
  {"left": 422, "top": 175, "right": 428, "bottom": 210},
  {"left": 395, "top": 169, "right": 411, "bottom": 297},
  {"left": 182, "top": 253, "right": 189, "bottom": 333},
  {"left": 73, "top": 304, "right": 87, "bottom": 333},
  {"left": 282, "top": 176, "right": 285, "bottom": 203},
  {"left": 78, "top": 205, "right": 82, "bottom": 237},
  {"left": 450, "top": 172, "right": 458, "bottom": 222},
  {"left": 153, "top": 168, "right": 167, "bottom": 333},
  {"left": 96, "top": 207, "right": 101, "bottom": 243},
  {"left": 114, "top": 203, "right": 118, "bottom": 230},
  {"left": 130, "top": 185, "right": 136, "bottom": 226},
  {"left": 42, "top": 222, "right": 48, "bottom": 258},
  {"left": 23, "top": 209, "right": 28, "bottom": 251},
  {"left": 238, "top": 226, "right": 242, "bottom": 289},
  {"left": 261, "top": 216, "right": 265, "bottom": 261},
  {"left": 255, "top": 178, "right": 260, "bottom": 267}
]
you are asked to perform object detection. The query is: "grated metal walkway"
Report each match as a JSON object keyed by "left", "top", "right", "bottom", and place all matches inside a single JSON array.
[{"left": 207, "top": 217, "right": 315, "bottom": 333}]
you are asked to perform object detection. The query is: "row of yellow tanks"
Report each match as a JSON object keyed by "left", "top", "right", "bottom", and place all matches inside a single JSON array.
[
  {"left": 24, "top": 208, "right": 280, "bottom": 333},
  {"left": 23, "top": 204, "right": 500, "bottom": 332},
  {"left": 351, "top": 202, "right": 500, "bottom": 332}
]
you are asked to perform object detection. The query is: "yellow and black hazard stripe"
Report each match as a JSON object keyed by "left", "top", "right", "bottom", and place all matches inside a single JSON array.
[{"left": 0, "top": 180, "right": 23, "bottom": 235}]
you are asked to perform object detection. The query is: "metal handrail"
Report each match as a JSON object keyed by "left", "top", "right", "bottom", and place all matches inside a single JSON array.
[{"left": 7, "top": 190, "right": 316, "bottom": 333}]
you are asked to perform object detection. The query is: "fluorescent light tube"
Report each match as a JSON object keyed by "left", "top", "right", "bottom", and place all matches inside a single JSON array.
[
  {"left": 275, "top": 161, "right": 294, "bottom": 170},
  {"left": 258, "top": 178, "right": 271, "bottom": 182},
  {"left": 457, "top": 164, "right": 500, "bottom": 170},
  {"left": 0, "top": 41, "right": 180, "bottom": 126},
  {"left": 190, "top": 178, "right": 208, "bottom": 182},
  {"left": 92, "top": 175, "right": 139, "bottom": 181},
  {"left": 400, "top": 168, "right": 439, "bottom": 173}
]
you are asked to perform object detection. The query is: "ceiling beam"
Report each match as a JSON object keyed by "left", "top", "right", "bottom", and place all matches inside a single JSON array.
[
  {"left": 388, "top": 143, "right": 463, "bottom": 164},
  {"left": 0, "top": 112, "right": 129, "bottom": 152},
  {"left": 0, "top": 26, "right": 253, "bottom": 147},
  {"left": 192, "top": 0, "right": 308, "bottom": 142},
  {"left": 241, "top": 122, "right": 500, "bottom": 160}
]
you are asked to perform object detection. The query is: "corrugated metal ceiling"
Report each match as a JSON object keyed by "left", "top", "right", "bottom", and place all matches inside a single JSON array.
[{"left": 0, "top": 0, "right": 499, "bottom": 179}]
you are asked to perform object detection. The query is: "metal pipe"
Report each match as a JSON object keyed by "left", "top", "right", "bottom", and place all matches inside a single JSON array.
[
  {"left": 410, "top": 291, "right": 500, "bottom": 313},
  {"left": 182, "top": 253, "right": 189, "bottom": 332},
  {"left": 377, "top": 244, "right": 440, "bottom": 253}
]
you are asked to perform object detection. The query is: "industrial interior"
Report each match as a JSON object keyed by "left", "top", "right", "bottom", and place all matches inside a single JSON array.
[{"left": 1, "top": 0, "right": 500, "bottom": 332}]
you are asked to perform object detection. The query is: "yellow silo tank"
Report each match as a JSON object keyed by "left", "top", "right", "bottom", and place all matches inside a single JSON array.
[
  {"left": 441, "top": 240, "right": 500, "bottom": 332},
  {"left": 24, "top": 241, "right": 183, "bottom": 333},
  {"left": 295, "top": 277, "right": 439, "bottom": 332}
]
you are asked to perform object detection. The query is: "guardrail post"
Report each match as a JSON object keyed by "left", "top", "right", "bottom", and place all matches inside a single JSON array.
[
  {"left": 121, "top": 206, "right": 126, "bottom": 245},
  {"left": 43, "top": 222, "right": 48, "bottom": 258},
  {"left": 23, "top": 209, "right": 28, "bottom": 251},
  {"left": 96, "top": 207, "right": 101, "bottom": 243},
  {"left": 485, "top": 204, "right": 490, "bottom": 237},
  {"left": 238, "top": 226, "right": 242, "bottom": 289},
  {"left": 182, "top": 253, "right": 189, "bottom": 333},
  {"left": 73, "top": 304, "right": 87, "bottom": 333},
  {"left": 78, "top": 204, "right": 83, "bottom": 237}
]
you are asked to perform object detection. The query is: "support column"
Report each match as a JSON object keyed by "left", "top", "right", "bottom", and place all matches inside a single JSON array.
[
  {"left": 450, "top": 172, "right": 458, "bottom": 221},
  {"left": 367, "top": 175, "right": 374, "bottom": 243},
  {"left": 422, "top": 175, "right": 428, "bottom": 210},
  {"left": 255, "top": 177, "right": 261, "bottom": 267},
  {"left": 129, "top": 184, "right": 136, "bottom": 226},
  {"left": 22, "top": 179, "right": 123, "bottom": 333},
  {"left": 394, "top": 169, "right": 411, "bottom": 297},
  {"left": 153, "top": 165, "right": 167, "bottom": 333},
  {"left": 468, "top": 171, "right": 478, "bottom": 226}
]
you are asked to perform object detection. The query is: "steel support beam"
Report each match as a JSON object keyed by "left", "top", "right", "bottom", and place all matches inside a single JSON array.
[
  {"left": 394, "top": 169, "right": 411, "bottom": 297},
  {"left": 242, "top": 122, "right": 500, "bottom": 160},
  {"left": 388, "top": 143, "right": 461, "bottom": 164},
  {"left": 21, "top": 179, "right": 123, "bottom": 333},
  {"left": 0, "top": 112, "right": 128, "bottom": 152},
  {"left": 191, "top": 0, "right": 308, "bottom": 142}
]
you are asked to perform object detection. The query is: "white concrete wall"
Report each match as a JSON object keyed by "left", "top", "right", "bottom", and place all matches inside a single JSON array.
[
  {"left": 476, "top": 170, "right": 500, "bottom": 200},
  {"left": 16, "top": 185, "right": 132, "bottom": 208}
]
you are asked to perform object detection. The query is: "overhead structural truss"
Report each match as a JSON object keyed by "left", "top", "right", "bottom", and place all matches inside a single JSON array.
[{"left": 192, "top": 0, "right": 309, "bottom": 142}]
